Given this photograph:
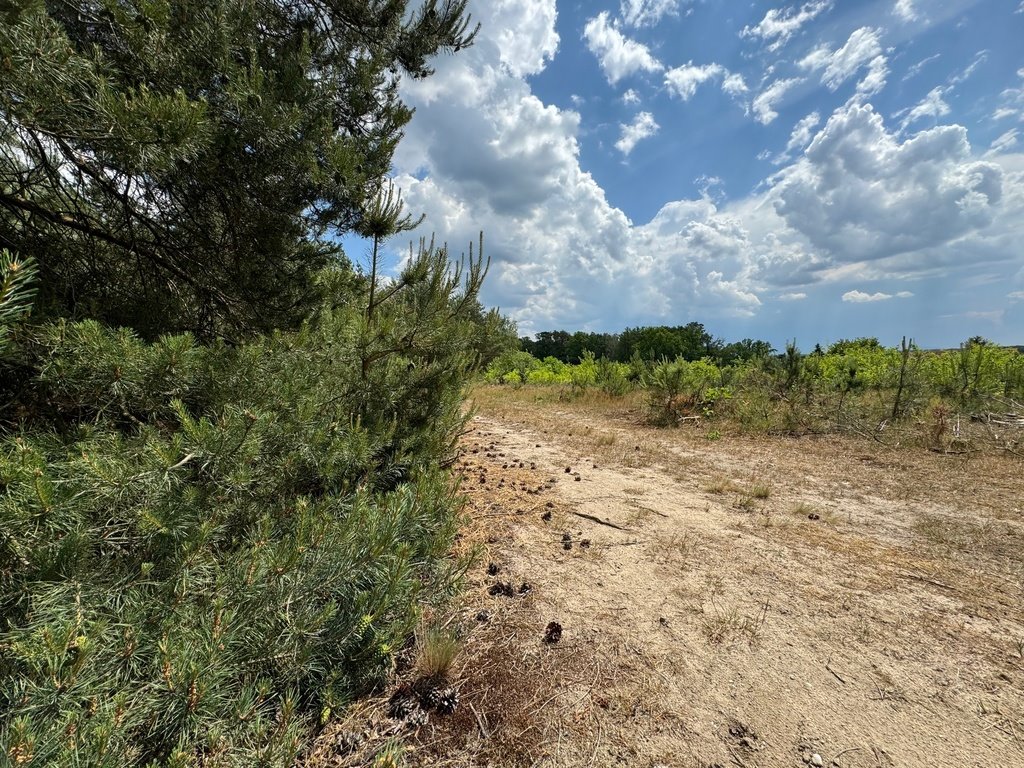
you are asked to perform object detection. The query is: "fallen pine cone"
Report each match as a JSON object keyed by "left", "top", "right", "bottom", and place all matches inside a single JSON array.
[
  {"left": 488, "top": 582, "right": 515, "bottom": 598},
  {"left": 435, "top": 687, "right": 459, "bottom": 715},
  {"left": 543, "top": 621, "right": 563, "bottom": 644}
]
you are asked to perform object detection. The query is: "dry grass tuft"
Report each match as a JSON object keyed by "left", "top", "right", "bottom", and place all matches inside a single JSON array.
[
  {"left": 652, "top": 531, "right": 701, "bottom": 566},
  {"left": 748, "top": 483, "right": 771, "bottom": 499},
  {"left": 406, "top": 601, "right": 595, "bottom": 767},
  {"left": 703, "top": 476, "right": 734, "bottom": 494},
  {"left": 416, "top": 626, "right": 461, "bottom": 680},
  {"left": 702, "top": 598, "right": 771, "bottom": 646}
]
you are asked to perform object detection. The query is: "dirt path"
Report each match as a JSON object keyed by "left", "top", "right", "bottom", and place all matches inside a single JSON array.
[{"left": 409, "top": 394, "right": 1024, "bottom": 768}]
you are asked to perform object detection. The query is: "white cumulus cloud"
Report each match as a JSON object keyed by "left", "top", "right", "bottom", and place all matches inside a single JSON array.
[
  {"left": 900, "top": 86, "right": 951, "bottom": 129},
  {"left": 857, "top": 55, "right": 889, "bottom": 97},
  {"left": 753, "top": 78, "right": 804, "bottom": 125},
  {"left": 487, "top": 0, "right": 559, "bottom": 77},
  {"left": 893, "top": 0, "right": 917, "bottom": 22},
  {"left": 621, "top": 0, "right": 683, "bottom": 28},
  {"left": 616, "top": 112, "right": 660, "bottom": 155},
  {"left": 772, "top": 103, "right": 1005, "bottom": 264},
  {"left": 664, "top": 62, "right": 726, "bottom": 100},
  {"left": 780, "top": 111, "right": 822, "bottom": 161},
  {"left": 722, "top": 73, "right": 749, "bottom": 96},
  {"left": 799, "top": 27, "right": 886, "bottom": 93},
  {"left": 741, "top": 2, "right": 833, "bottom": 52},
  {"left": 584, "top": 12, "right": 663, "bottom": 85},
  {"left": 842, "top": 290, "right": 911, "bottom": 302}
]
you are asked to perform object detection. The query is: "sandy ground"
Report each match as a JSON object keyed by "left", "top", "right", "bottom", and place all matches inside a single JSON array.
[{"left": 312, "top": 389, "right": 1024, "bottom": 768}]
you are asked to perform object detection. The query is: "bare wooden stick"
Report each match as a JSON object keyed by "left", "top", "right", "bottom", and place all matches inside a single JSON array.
[{"left": 568, "top": 510, "right": 633, "bottom": 531}]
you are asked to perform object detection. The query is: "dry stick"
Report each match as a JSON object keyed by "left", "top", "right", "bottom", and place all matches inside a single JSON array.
[
  {"left": 568, "top": 510, "right": 633, "bottom": 531},
  {"left": 469, "top": 702, "right": 490, "bottom": 740},
  {"left": 832, "top": 746, "right": 865, "bottom": 763},
  {"left": 897, "top": 571, "right": 958, "bottom": 592},
  {"left": 727, "top": 746, "right": 750, "bottom": 768},
  {"left": 586, "top": 720, "right": 604, "bottom": 767},
  {"left": 825, "top": 656, "right": 848, "bottom": 684}
]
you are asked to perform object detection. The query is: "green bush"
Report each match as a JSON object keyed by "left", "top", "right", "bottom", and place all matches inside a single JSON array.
[
  {"left": 644, "top": 358, "right": 730, "bottom": 425},
  {"left": 0, "top": 244, "right": 484, "bottom": 766},
  {"left": 488, "top": 340, "right": 1023, "bottom": 440},
  {"left": 595, "top": 357, "right": 631, "bottom": 396}
]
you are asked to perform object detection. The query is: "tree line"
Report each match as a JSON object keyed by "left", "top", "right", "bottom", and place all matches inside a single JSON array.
[{"left": 520, "top": 323, "right": 775, "bottom": 366}]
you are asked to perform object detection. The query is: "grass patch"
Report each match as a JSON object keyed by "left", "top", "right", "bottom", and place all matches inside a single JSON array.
[
  {"left": 704, "top": 476, "right": 735, "bottom": 494},
  {"left": 416, "top": 625, "right": 462, "bottom": 680},
  {"left": 652, "top": 532, "right": 701, "bottom": 565},
  {"left": 702, "top": 599, "right": 770, "bottom": 646},
  {"left": 748, "top": 483, "right": 771, "bottom": 499}
]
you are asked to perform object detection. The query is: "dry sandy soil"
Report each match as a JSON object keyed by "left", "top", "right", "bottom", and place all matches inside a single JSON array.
[{"left": 317, "top": 388, "right": 1024, "bottom": 768}]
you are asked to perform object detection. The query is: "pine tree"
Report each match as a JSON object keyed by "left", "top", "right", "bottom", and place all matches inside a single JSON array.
[
  {"left": 0, "top": 237, "right": 490, "bottom": 766},
  {"left": 0, "top": 0, "right": 476, "bottom": 338},
  {"left": 0, "top": 249, "right": 36, "bottom": 352}
]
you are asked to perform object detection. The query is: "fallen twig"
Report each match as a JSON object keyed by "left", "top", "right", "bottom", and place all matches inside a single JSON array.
[
  {"left": 469, "top": 702, "right": 489, "bottom": 740},
  {"left": 832, "top": 746, "right": 864, "bottom": 764},
  {"left": 568, "top": 510, "right": 633, "bottom": 531},
  {"left": 897, "top": 571, "right": 958, "bottom": 592},
  {"left": 825, "top": 657, "right": 848, "bottom": 685}
]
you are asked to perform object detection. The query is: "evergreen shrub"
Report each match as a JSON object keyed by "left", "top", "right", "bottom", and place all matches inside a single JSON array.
[{"left": 0, "top": 245, "right": 483, "bottom": 766}]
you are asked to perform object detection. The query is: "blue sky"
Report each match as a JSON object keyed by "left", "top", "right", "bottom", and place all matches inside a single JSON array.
[{"left": 360, "top": 0, "right": 1024, "bottom": 349}]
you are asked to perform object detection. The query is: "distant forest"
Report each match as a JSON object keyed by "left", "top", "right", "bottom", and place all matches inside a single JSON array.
[
  {"left": 519, "top": 323, "right": 774, "bottom": 366},
  {"left": 520, "top": 325, "right": 1024, "bottom": 366}
]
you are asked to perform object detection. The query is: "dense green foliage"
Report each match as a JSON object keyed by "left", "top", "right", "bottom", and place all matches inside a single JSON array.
[
  {"left": 1, "top": 243, "right": 491, "bottom": 766},
  {"left": 487, "top": 338, "right": 1024, "bottom": 444},
  {"left": 520, "top": 323, "right": 773, "bottom": 366},
  {"left": 0, "top": 2, "right": 504, "bottom": 766},
  {"left": 0, "top": 249, "right": 37, "bottom": 353},
  {"left": 0, "top": 0, "right": 476, "bottom": 338}
]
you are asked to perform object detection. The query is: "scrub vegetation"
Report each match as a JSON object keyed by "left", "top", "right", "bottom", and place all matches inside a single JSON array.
[
  {"left": 485, "top": 335, "right": 1024, "bottom": 452},
  {"left": 0, "top": 2, "right": 520, "bottom": 766}
]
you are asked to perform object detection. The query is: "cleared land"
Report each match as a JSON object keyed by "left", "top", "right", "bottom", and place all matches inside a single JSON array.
[{"left": 317, "top": 387, "right": 1024, "bottom": 768}]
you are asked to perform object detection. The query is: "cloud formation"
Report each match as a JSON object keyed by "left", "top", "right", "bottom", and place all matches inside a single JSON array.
[
  {"left": 780, "top": 111, "right": 822, "bottom": 161},
  {"left": 621, "top": 0, "right": 682, "bottom": 28},
  {"left": 772, "top": 103, "right": 1005, "bottom": 264},
  {"left": 753, "top": 78, "right": 804, "bottom": 124},
  {"left": 842, "top": 289, "right": 913, "bottom": 302},
  {"left": 800, "top": 27, "right": 889, "bottom": 97},
  {"left": 616, "top": 112, "right": 660, "bottom": 155},
  {"left": 989, "top": 129, "right": 1019, "bottom": 154},
  {"left": 384, "top": 0, "right": 1024, "bottom": 341},
  {"left": 741, "top": 2, "right": 834, "bottom": 52},
  {"left": 664, "top": 62, "right": 726, "bottom": 100},
  {"left": 893, "top": 0, "right": 917, "bottom": 22},
  {"left": 900, "top": 86, "right": 952, "bottom": 128},
  {"left": 584, "top": 12, "right": 663, "bottom": 84}
]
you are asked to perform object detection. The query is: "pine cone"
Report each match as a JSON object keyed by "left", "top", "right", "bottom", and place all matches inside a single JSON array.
[
  {"left": 387, "top": 689, "right": 418, "bottom": 720},
  {"left": 435, "top": 686, "right": 459, "bottom": 715},
  {"left": 543, "top": 621, "right": 563, "bottom": 644},
  {"left": 420, "top": 685, "right": 442, "bottom": 710},
  {"left": 404, "top": 707, "right": 429, "bottom": 728},
  {"left": 332, "top": 729, "right": 364, "bottom": 755}
]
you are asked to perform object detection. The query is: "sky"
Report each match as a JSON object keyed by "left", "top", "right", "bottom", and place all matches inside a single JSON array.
[{"left": 352, "top": 0, "right": 1024, "bottom": 349}]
